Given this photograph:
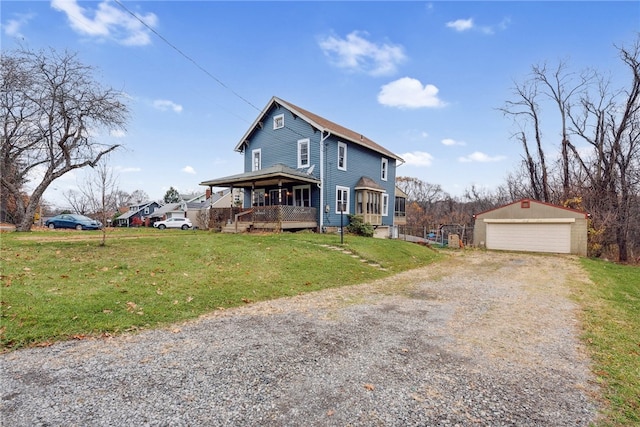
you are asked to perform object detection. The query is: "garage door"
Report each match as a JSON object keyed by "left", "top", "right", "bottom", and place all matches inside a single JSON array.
[{"left": 486, "top": 223, "right": 571, "bottom": 254}]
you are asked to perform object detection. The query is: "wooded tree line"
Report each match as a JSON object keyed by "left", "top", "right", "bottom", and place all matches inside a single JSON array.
[{"left": 398, "top": 36, "right": 640, "bottom": 262}]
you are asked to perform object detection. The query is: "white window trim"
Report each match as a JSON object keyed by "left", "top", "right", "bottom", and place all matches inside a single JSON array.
[
  {"left": 297, "top": 138, "right": 310, "bottom": 168},
  {"left": 335, "top": 186, "right": 350, "bottom": 214},
  {"left": 253, "top": 189, "right": 266, "bottom": 206},
  {"left": 381, "top": 157, "right": 388, "bottom": 181},
  {"left": 382, "top": 193, "right": 389, "bottom": 216},
  {"left": 293, "top": 184, "right": 311, "bottom": 207},
  {"left": 337, "top": 141, "right": 347, "bottom": 171},
  {"left": 252, "top": 148, "right": 262, "bottom": 171},
  {"left": 273, "top": 114, "right": 284, "bottom": 129}
]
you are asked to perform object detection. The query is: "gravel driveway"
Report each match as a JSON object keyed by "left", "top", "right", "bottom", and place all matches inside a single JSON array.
[{"left": 1, "top": 251, "right": 599, "bottom": 426}]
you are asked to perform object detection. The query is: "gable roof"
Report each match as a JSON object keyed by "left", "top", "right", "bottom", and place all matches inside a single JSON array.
[
  {"left": 235, "top": 96, "right": 403, "bottom": 163},
  {"left": 150, "top": 202, "right": 186, "bottom": 218},
  {"left": 473, "top": 198, "right": 589, "bottom": 218},
  {"left": 116, "top": 201, "right": 158, "bottom": 220}
]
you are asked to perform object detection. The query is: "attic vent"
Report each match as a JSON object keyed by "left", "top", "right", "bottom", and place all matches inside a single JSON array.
[{"left": 521, "top": 200, "right": 530, "bottom": 209}]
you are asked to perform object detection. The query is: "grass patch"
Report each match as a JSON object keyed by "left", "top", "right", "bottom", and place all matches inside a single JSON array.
[
  {"left": 0, "top": 229, "right": 441, "bottom": 351},
  {"left": 576, "top": 258, "right": 640, "bottom": 426}
]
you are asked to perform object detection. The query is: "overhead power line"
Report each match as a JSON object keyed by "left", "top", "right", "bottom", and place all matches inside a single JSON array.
[
  {"left": 111, "top": 1, "right": 324, "bottom": 149},
  {"left": 113, "top": 0, "right": 262, "bottom": 114}
]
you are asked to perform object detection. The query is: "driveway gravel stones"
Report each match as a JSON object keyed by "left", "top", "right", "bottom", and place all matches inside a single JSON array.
[{"left": 0, "top": 251, "right": 599, "bottom": 426}]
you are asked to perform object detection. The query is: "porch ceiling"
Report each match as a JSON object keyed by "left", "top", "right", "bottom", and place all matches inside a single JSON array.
[{"left": 200, "top": 164, "right": 320, "bottom": 189}]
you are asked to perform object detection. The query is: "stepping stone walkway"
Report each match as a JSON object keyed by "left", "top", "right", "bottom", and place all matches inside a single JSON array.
[{"left": 318, "top": 244, "right": 387, "bottom": 271}]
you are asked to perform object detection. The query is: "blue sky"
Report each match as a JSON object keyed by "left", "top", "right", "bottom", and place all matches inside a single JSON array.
[{"left": 2, "top": 1, "right": 638, "bottom": 206}]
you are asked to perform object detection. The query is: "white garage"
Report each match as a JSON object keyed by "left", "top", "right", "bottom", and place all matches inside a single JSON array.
[{"left": 473, "top": 199, "right": 588, "bottom": 256}]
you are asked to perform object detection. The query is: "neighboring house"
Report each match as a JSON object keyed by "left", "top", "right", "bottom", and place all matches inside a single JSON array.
[
  {"left": 115, "top": 201, "right": 161, "bottom": 227},
  {"left": 473, "top": 198, "right": 588, "bottom": 256},
  {"left": 200, "top": 96, "right": 405, "bottom": 234},
  {"left": 186, "top": 188, "right": 244, "bottom": 229},
  {"left": 149, "top": 201, "right": 188, "bottom": 225}
]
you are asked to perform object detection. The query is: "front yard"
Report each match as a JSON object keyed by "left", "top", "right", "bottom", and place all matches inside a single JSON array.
[{"left": 0, "top": 228, "right": 440, "bottom": 351}]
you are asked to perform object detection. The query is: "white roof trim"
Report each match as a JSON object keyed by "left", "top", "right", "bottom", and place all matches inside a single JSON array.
[{"left": 483, "top": 218, "right": 576, "bottom": 224}]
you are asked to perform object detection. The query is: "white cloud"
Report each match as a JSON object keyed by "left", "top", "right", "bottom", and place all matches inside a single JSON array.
[
  {"left": 446, "top": 17, "right": 510, "bottom": 35},
  {"left": 498, "top": 17, "right": 512, "bottom": 31},
  {"left": 458, "top": 151, "right": 506, "bottom": 163},
  {"left": 402, "top": 129, "right": 429, "bottom": 142},
  {"left": 115, "top": 166, "right": 141, "bottom": 173},
  {"left": 446, "top": 18, "right": 474, "bottom": 32},
  {"left": 153, "top": 99, "right": 183, "bottom": 113},
  {"left": 442, "top": 138, "right": 465, "bottom": 146},
  {"left": 182, "top": 166, "right": 196, "bottom": 174},
  {"left": 318, "top": 31, "right": 406, "bottom": 76},
  {"left": 3, "top": 13, "right": 34, "bottom": 38},
  {"left": 378, "top": 77, "right": 446, "bottom": 109},
  {"left": 400, "top": 151, "right": 434, "bottom": 167},
  {"left": 110, "top": 129, "right": 127, "bottom": 138},
  {"left": 50, "top": 0, "right": 157, "bottom": 46}
]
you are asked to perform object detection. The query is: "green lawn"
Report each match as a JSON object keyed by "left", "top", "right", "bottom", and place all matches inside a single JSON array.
[
  {"left": 0, "top": 228, "right": 441, "bottom": 351},
  {"left": 576, "top": 258, "right": 640, "bottom": 427},
  {"left": 2, "top": 228, "right": 638, "bottom": 425}
]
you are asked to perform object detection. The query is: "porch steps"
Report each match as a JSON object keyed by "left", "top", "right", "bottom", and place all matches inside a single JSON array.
[{"left": 221, "top": 221, "right": 251, "bottom": 233}]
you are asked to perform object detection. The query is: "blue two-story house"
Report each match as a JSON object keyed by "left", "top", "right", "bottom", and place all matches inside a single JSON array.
[{"left": 200, "top": 97, "right": 405, "bottom": 233}]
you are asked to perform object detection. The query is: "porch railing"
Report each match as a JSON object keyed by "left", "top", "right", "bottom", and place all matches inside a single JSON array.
[{"left": 210, "top": 206, "right": 317, "bottom": 231}]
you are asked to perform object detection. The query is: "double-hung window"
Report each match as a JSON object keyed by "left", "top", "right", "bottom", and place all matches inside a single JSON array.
[
  {"left": 337, "top": 142, "right": 347, "bottom": 171},
  {"left": 381, "top": 158, "right": 388, "bottom": 181},
  {"left": 273, "top": 114, "right": 284, "bottom": 129},
  {"left": 298, "top": 138, "right": 310, "bottom": 168},
  {"left": 382, "top": 193, "right": 389, "bottom": 216},
  {"left": 293, "top": 185, "right": 311, "bottom": 207},
  {"left": 252, "top": 149, "right": 262, "bottom": 171},
  {"left": 336, "top": 186, "right": 349, "bottom": 213}
]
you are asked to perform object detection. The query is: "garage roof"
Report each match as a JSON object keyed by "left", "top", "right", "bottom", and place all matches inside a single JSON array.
[{"left": 473, "top": 199, "right": 588, "bottom": 219}]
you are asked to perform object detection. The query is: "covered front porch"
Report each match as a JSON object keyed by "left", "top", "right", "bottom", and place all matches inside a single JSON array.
[{"left": 200, "top": 164, "right": 320, "bottom": 233}]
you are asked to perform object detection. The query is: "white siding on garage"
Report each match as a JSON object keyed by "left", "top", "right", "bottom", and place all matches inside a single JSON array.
[{"left": 486, "top": 223, "right": 572, "bottom": 253}]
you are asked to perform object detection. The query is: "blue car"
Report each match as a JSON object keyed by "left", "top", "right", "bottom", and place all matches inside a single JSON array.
[{"left": 45, "top": 214, "right": 103, "bottom": 230}]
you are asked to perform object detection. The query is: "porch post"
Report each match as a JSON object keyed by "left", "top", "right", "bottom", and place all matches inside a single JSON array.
[
  {"left": 278, "top": 180, "right": 282, "bottom": 205},
  {"left": 209, "top": 185, "right": 214, "bottom": 229},
  {"left": 277, "top": 180, "right": 283, "bottom": 231},
  {"left": 228, "top": 185, "right": 233, "bottom": 227}
]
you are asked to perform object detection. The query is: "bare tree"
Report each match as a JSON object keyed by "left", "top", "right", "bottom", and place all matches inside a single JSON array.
[
  {"left": 500, "top": 79, "right": 551, "bottom": 202},
  {"left": 1, "top": 47, "right": 129, "bottom": 231},
  {"left": 532, "top": 61, "right": 595, "bottom": 198},
  {"left": 502, "top": 36, "right": 640, "bottom": 261},
  {"left": 500, "top": 61, "right": 595, "bottom": 202},
  {"left": 567, "top": 38, "right": 640, "bottom": 261},
  {"left": 130, "top": 189, "right": 149, "bottom": 205},
  {"left": 63, "top": 189, "right": 92, "bottom": 215},
  {"left": 395, "top": 177, "right": 446, "bottom": 207},
  {"left": 91, "top": 161, "right": 118, "bottom": 246}
]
